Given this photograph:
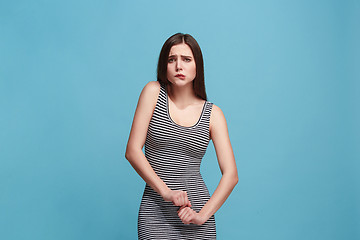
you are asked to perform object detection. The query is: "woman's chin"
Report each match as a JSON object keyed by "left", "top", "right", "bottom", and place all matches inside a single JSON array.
[{"left": 168, "top": 79, "right": 194, "bottom": 87}]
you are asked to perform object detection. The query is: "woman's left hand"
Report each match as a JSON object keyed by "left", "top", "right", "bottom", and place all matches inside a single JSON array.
[{"left": 177, "top": 206, "right": 206, "bottom": 225}]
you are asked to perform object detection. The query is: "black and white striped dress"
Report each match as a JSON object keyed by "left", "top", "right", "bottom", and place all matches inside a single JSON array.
[{"left": 138, "top": 81, "right": 216, "bottom": 239}]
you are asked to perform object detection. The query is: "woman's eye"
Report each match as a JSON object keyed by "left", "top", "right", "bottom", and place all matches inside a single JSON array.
[
  {"left": 168, "top": 58, "right": 174, "bottom": 63},
  {"left": 184, "top": 58, "right": 191, "bottom": 62}
]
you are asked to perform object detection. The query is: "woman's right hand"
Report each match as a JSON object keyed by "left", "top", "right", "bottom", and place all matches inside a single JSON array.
[{"left": 162, "top": 189, "right": 192, "bottom": 207}]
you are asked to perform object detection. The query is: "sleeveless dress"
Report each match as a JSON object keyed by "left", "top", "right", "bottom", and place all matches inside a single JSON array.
[{"left": 138, "top": 82, "right": 216, "bottom": 240}]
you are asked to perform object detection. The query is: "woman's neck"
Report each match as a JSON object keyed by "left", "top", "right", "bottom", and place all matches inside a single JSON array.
[{"left": 167, "top": 82, "right": 199, "bottom": 108}]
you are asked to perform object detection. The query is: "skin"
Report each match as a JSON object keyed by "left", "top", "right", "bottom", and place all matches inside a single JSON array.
[{"left": 125, "top": 43, "right": 238, "bottom": 226}]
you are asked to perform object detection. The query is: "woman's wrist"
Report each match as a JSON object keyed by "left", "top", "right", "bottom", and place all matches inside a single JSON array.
[
  {"left": 159, "top": 186, "right": 171, "bottom": 200},
  {"left": 197, "top": 211, "right": 209, "bottom": 225}
]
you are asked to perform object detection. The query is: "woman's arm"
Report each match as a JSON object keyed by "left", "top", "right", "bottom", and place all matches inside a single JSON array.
[
  {"left": 178, "top": 104, "right": 238, "bottom": 225},
  {"left": 125, "top": 81, "right": 191, "bottom": 207}
]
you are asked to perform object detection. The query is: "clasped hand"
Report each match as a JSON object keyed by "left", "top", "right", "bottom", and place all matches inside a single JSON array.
[{"left": 162, "top": 189, "right": 205, "bottom": 225}]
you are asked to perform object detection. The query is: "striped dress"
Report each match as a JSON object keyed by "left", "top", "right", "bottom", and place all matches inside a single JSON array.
[{"left": 138, "top": 81, "right": 216, "bottom": 239}]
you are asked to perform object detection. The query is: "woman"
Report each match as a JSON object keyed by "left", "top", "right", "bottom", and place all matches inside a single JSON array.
[{"left": 125, "top": 33, "right": 238, "bottom": 239}]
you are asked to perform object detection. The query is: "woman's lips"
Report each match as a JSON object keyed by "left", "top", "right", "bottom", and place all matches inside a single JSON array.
[{"left": 175, "top": 74, "right": 185, "bottom": 79}]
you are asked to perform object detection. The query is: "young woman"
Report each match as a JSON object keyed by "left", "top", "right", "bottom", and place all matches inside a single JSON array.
[{"left": 125, "top": 33, "right": 238, "bottom": 239}]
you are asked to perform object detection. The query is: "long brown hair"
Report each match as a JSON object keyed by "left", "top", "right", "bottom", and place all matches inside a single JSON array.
[{"left": 157, "top": 33, "right": 207, "bottom": 101}]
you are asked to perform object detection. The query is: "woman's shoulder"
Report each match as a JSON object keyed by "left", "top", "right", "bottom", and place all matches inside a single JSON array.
[
  {"left": 209, "top": 103, "right": 222, "bottom": 116},
  {"left": 142, "top": 80, "right": 161, "bottom": 92},
  {"left": 136, "top": 81, "right": 162, "bottom": 112},
  {"left": 209, "top": 103, "right": 227, "bottom": 132},
  {"left": 139, "top": 81, "right": 162, "bottom": 99}
]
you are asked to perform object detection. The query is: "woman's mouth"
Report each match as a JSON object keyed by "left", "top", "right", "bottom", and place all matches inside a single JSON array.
[{"left": 175, "top": 74, "right": 185, "bottom": 79}]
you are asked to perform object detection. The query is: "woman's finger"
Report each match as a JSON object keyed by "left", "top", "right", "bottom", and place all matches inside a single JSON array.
[
  {"left": 179, "top": 194, "right": 185, "bottom": 206},
  {"left": 183, "top": 209, "right": 194, "bottom": 222},
  {"left": 178, "top": 207, "right": 187, "bottom": 216},
  {"left": 182, "top": 211, "right": 191, "bottom": 224},
  {"left": 179, "top": 207, "right": 190, "bottom": 219},
  {"left": 179, "top": 212, "right": 188, "bottom": 224},
  {"left": 179, "top": 207, "right": 194, "bottom": 224},
  {"left": 177, "top": 205, "right": 186, "bottom": 213},
  {"left": 184, "top": 192, "right": 192, "bottom": 207},
  {"left": 182, "top": 192, "right": 187, "bottom": 206},
  {"left": 170, "top": 190, "right": 192, "bottom": 207},
  {"left": 174, "top": 193, "right": 183, "bottom": 206},
  {"left": 172, "top": 191, "right": 186, "bottom": 206}
]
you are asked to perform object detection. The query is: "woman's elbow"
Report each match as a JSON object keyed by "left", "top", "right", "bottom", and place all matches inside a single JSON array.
[
  {"left": 234, "top": 175, "right": 239, "bottom": 185},
  {"left": 125, "top": 150, "right": 130, "bottom": 160},
  {"left": 224, "top": 171, "right": 238, "bottom": 186},
  {"left": 231, "top": 171, "right": 239, "bottom": 186},
  {"left": 125, "top": 145, "right": 134, "bottom": 160},
  {"left": 125, "top": 145, "right": 141, "bottom": 160}
]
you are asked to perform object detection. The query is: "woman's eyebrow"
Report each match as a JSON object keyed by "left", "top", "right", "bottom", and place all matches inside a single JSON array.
[{"left": 168, "top": 55, "right": 192, "bottom": 58}]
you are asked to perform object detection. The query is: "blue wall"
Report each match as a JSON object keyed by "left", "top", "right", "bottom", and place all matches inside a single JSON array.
[{"left": 1, "top": 0, "right": 359, "bottom": 239}]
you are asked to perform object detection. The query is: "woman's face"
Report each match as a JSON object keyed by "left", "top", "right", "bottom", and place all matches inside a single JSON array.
[{"left": 166, "top": 43, "right": 196, "bottom": 86}]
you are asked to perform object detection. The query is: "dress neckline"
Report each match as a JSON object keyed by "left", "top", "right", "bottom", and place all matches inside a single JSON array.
[{"left": 163, "top": 85, "right": 206, "bottom": 129}]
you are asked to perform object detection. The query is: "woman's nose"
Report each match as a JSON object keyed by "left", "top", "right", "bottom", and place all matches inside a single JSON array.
[{"left": 176, "top": 59, "right": 183, "bottom": 71}]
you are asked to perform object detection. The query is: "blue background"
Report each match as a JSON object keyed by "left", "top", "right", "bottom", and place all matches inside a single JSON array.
[{"left": 1, "top": 0, "right": 359, "bottom": 239}]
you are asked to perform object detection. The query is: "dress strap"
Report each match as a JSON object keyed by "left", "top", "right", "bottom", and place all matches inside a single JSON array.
[{"left": 203, "top": 101, "right": 214, "bottom": 124}]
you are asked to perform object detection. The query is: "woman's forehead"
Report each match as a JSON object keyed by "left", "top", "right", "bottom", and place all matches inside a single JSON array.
[{"left": 169, "top": 43, "right": 193, "bottom": 56}]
